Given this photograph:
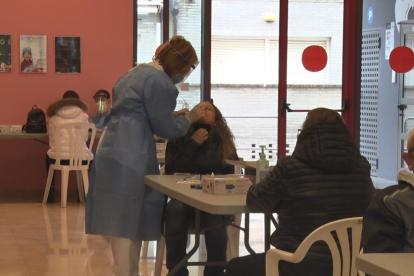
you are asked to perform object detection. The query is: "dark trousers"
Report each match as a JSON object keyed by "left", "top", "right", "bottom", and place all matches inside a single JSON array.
[
  {"left": 226, "top": 253, "right": 266, "bottom": 276},
  {"left": 165, "top": 199, "right": 228, "bottom": 276}
]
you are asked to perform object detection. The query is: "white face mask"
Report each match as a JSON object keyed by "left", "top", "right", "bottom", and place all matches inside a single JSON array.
[{"left": 96, "top": 100, "right": 108, "bottom": 115}]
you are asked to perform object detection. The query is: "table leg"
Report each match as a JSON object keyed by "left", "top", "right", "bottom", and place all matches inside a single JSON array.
[
  {"left": 244, "top": 213, "right": 256, "bottom": 255},
  {"left": 264, "top": 214, "right": 271, "bottom": 251}
]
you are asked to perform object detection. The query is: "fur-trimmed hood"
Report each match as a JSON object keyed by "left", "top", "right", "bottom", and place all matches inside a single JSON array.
[{"left": 47, "top": 98, "right": 89, "bottom": 118}]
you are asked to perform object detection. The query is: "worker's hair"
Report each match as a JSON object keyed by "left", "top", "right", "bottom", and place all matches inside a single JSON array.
[{"left": 154, "top": 36, "right": 198, "bottom": 79}]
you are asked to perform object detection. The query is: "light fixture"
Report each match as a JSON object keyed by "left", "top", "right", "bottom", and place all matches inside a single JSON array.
[{"left": 264, "top": 13, "right": 276, "bottom": 23}]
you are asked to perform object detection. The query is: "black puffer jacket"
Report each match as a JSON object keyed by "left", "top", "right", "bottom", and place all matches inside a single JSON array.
[
  {"left": 363, "top": 170, "right": 414, "bottom": 254},
  {"left": 247, "top": 122, "right": 374, "bottom": 276},
  {"left": 165, "top": 133, "right": 238, "bottom": 175}
]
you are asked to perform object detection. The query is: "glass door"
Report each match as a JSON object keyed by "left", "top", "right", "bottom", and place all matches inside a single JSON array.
[
  {"left": 398, "top": 27, "right": 414, "bottom": 170},
  {"left": 284, "top": 0, "right": 345, "bottom": 156}
]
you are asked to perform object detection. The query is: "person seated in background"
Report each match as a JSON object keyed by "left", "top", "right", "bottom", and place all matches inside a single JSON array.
[
  {"left": 45, "top": 90, "right": 92, "bottom": 202},
  {"left": 226, "top": 108, "right": 375, "bottom": 276},
  {"left": 362, "top": 129, "right": 414, "bottom": 253},
  {"left": 164, "top": 101, "right": 238, "bottom": 276},
  {"left": 89, "top": 89, "right": 111, "bottom": 129}
]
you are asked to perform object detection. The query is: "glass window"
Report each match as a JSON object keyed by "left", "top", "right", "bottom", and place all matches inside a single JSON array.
[
  {"left": 170, "top": 0, "right": 202, "bottom": 109},
  {"left": 211, "top": 0, "right": 279, "bottom": 166},
  {"left": 137, "top": 0, "right": 163, "bottom": 64}
]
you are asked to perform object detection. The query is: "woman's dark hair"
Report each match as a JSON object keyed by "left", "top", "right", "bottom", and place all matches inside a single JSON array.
[
  {"left": 154, "top": 36, "right": 198, "bottom": 79},
  {"left": 62, "top": 90, "right": 79, "bottom": 99},
  {"left": 302, "top": 107, "right": 345, "bottom": 130},
  {"left": 173, "top": 102, "right": 236, "bottom": 164}
]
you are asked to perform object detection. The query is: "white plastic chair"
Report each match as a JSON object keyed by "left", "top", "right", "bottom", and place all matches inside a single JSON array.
[
  {"left": 43, "top": 123, "right": 96, "bottom": 208},
  {"left": 266, "top": 217, "right": 363, "bottom": 276}
]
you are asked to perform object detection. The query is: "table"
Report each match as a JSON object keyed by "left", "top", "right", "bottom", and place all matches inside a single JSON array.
[
  {"left": 145, "top": 175, "right": 250, "bottom": 215},
  {"left": 0, "top": 132, "right": 102, "bottom": 145},
  {"left": 144, "top": 175, "right": 272, "bottom": 276},
  {"left": 0, "top": 133, "right": 166, "bottom": 163},
  {"left": 0, "top": 132, "right": 102, "bottom": 140},
  {"left": 0, "top": 133, "right": 49, "bottom": 144},
  {"left": 356, "top": 253, "right": 414, "bottom": 276},
  {"left": 0, "top": 133, "right": 49, "bottom": 139}
]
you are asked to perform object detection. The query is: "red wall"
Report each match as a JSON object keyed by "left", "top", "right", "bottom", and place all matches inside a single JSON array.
[{"left": 0, "top": 0, "right": 133, "bottom": 190}]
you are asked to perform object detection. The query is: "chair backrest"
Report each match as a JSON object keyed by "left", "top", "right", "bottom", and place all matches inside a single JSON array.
[
  {"left": 96, "top": 127, "right": 107, "bottom": 153},
  {"left": 298, "top": 217, "right": 362, "bottom": 276},
  {"left": 55, "top": 122, "right": 96, "bottom": 167},
  {"left": 266, "top": 217, "right": 363, "bottom": 276},
  {"left": 159, "top": 165, "right": 166, "bottom": 175}
]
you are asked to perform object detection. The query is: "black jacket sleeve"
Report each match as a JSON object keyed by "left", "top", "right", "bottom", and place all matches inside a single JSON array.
[
  {"left": 246, "top": 158, "right": 285, "bottom": 213},
  {"left": 362, "top": 187, "right": 406, "bottom": 253},
  {"left": 165, "top": 138, "right": 200, "bottom": 174}
]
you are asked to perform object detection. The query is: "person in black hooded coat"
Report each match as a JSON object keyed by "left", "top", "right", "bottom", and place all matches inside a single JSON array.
[{"left": 226, "top": 107, "right": 374, "bottom": 276}]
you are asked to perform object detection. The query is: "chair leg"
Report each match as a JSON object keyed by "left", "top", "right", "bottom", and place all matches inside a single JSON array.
[
  {"left": 76, "top": 170, "right": 85, "bottom": 203},
  {"left": 43, "top": 167, "right": 55, "bottom": 204},
  {"left": 81, "top": 167, "right": 90, "bottom": 197},
  {"left": 142, "top": 241, "right": 149, "bottom": 258},
  {"left": 61, "top": 168, "right": 69, "bottom": 208},
  {"left": 154, "top": 236, "right": 165, "bottom": 276}
]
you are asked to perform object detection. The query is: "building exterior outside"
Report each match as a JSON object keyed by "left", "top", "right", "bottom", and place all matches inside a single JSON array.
[{"left": 137, "top": 0, "right": 345, "bottom": 166}]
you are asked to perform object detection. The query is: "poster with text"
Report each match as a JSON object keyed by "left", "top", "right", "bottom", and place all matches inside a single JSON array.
[
  {"left": 0, "top": 35, "right": 12, "bottom": 72},
  {"left": 55, "top": 37, "right": 81, "bottom": 73},
  {"left": 20, "top": 35, "right": 47, "bottom": 73}
]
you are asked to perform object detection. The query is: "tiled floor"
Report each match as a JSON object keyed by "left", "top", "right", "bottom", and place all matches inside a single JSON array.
[{"left": 0, "top": 203, "right": 269, "bottom": 276}]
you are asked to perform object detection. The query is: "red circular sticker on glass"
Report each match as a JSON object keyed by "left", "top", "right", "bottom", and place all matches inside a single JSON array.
[
  {"left": 389, "top": 46, "right": 414, "bottom": 73},
  {"left": 302, "top": 45, "right": 328, "bottom": 72}
]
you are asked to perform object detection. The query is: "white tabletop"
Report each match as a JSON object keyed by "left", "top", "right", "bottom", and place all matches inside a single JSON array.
[
  {"left": 144, "top": 175, "right": 250, "bottom": 215},
  {"left": 356, "top": 253, "right": 414, "bottom": 276}
]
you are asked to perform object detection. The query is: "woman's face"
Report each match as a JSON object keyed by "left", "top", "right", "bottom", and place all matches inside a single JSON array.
[
  {"left": 23, "top": 52, "right": 31, "bottom": 61},
  {"left": 197, "top": 102, "right": 216, "bottom": 125}
]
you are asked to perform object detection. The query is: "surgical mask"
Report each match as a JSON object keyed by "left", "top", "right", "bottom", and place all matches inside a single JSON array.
[
  {"left": 96, "top": 100, "right": 108, "bottom": 114},
  {"left": 171, "top": 74, "right": 184, "bottom": 85}
]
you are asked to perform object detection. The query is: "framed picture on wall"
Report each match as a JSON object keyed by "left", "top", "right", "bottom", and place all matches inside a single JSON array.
[
  {"left": 55, "top": 37, "right": 81, "bottom": 73},
  {"left": 20, "top": 35, "right": 47, "bottom": 73},
  {"left": 0, "top": 34, "right": 12, "bottom": 72}
]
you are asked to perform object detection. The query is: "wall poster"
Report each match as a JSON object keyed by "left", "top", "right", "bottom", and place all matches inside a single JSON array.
[
  {"left": 55, "top": 37, "right": 81, "bottom": 73},
  {"left": 20, "top": 35, "right": 47, "bottom": 73},
  {"left": 0, "top": 35, "right": 12, "bottom": 72}
]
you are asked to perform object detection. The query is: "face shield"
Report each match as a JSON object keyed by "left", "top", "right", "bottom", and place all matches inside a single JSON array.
[
  {"left": 166, "top": 44, "right": 199, "bottom": 90},
  {"left": 95, "top": 96, "right": 109, "bottom": 115},
  {"left": 173, "top": 61, "right": 200, "bottom": 90}
]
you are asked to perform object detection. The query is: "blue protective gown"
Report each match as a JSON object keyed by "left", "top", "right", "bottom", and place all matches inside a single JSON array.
[
  {"left": 85, "top": 64, "right": 190, "bottom": 240},
  {"left": 89, "top": 113, "right": 109, "bottom": 129}
]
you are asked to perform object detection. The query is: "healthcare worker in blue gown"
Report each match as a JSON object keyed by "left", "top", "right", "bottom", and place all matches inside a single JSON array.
[{"left": 85, "top": 36, "right": 204, "bottom": 276}]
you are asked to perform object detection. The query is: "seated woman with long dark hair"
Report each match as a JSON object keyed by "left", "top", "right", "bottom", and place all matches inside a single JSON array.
[{"left": 164, "top": 101, "right": 238, "bottom": 276}]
